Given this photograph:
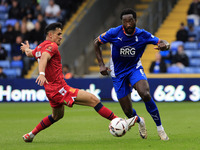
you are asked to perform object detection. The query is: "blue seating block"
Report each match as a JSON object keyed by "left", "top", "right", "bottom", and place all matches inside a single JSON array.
[
  {"left": 185, "top": 50, "right": 200, "bottom": 58},
  {"left": 5, "top": 19, "right": 17, "bottom": 26},
  {"left": 1, "top": 43, "right": 11, "bottom": 58},
  {"left": 182, "top": 67, "right": 200, "bottom": 73},
  {"left": 3, "top": 68, "right": 17, "bottom": 78},
  {"left": 170, "top": 41, "right": 183, "bottom": 55},
  {"left": 184, "top": 42, "right": 198, "bottom": 50},
  {"left": 0, "top": 60, "right": 10, "bottom": 68},
  {"left": 181, "top": 67, "right": 195, "bottom": 73},
  {"left": 190, "top": 58, "right": 200, "bottom": 67},
  {"left": 45, "top": 18, "right": 58, "bottom": 25},
  {"left": 11, "top": 60, "right": 23, "bottom": 69},
  {"left": 0, "top": 13, "right": 8, "bottom": 20},
  {"left": 167, "top": 66, "right": 181, "bottom": 73}
]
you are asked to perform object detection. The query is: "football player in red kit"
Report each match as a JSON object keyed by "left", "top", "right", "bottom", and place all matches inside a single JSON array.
[{"left": 20, "top": 22, "right": 137, "bottom": 142}]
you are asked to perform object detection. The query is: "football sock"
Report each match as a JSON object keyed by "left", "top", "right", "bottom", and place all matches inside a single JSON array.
[
  {"left": 144, "top": 98, "right": 161, "bottom": 126},
  {"left": 132, "top": 108, "right": 141, "bottom": 123},
  {"left": 157, "top": 125, "right": 164, "bottom": 131},
  {"left": 125, "top": 108, "right": 141, "bottom": 123},
  {"left": 94, "top": 102, "right": 117, "bottom": 120},
  {"left": 139, "top": 117, "right": 144, "bottom": 125},
  {"left": 32, "top": 115, "right": 56, "bottom": 135},
  {"left": 28, "top": 131, "right": 35, "bottom": 138}
]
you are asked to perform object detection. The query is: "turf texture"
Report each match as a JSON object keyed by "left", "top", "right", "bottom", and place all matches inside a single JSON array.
[{"left": 0, "top": 102, "right": 200, "bottom": 150}]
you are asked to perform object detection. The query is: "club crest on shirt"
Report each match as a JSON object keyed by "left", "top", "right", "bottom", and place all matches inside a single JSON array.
[
  {"left": 120, "top": 46, "right": 136, "bottom": 57},
  {"left": 69, "top": 88, "right": 76, "bottom": 93},
  {"left": 46, "top": 46, "right": 52, "bottom": 52},
  {"left": 35, "top": 51, "right": 41, "bottom": 57}
]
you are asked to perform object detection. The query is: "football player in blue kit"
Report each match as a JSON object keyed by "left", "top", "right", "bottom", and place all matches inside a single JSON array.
[{"left": 94, "top": 8, "right": 170, "bottom": 140}]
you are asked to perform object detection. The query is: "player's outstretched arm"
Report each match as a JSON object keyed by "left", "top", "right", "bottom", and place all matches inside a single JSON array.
[
  {"left": 94, "top": 38, "right": 110, "bottom": 76},
  {"left": 35, "top": 52, "right": 50, "bottom": 86},
  {"left": 20, "top": 41, "right": 34, "bottom": 57},
  {"left": 154, "top": 40, "right": 170, "bottom": 51}
]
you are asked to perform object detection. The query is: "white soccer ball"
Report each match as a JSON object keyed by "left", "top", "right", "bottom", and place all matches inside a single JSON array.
[{"left": 109, "top": 118, "right": 128, "bottom": 137}]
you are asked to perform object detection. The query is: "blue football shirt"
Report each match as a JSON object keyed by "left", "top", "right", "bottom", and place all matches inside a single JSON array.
[{"left": 98, "top": 25, "right": 159, "bottom": 77}]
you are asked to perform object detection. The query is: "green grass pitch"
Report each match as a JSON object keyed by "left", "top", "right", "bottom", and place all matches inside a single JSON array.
[{"left": 0, "top": 102, "right": 200, "bottom": 150}]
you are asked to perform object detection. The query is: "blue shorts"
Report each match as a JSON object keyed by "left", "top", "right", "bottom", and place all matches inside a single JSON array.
[{"left": 112, "top": 67, "right": 147, "bottom": 99}]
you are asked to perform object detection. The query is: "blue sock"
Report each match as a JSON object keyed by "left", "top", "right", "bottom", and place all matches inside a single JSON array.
[
  {"left": 144, "top": 98, "right": 161, "bottom": 126},
  {"left": 124, "top": 108, "right": 141, "bottom": 123},
  {"left": 132, "top": 108, "right": 140, "bottom": 123}
]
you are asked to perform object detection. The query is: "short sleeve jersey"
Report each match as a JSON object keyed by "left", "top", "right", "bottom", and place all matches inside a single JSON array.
[
  {"left": 32, "top": 40, "right": 64, "bottom": 87},
  {"left": 98, "top": 25, "right": 159, "bottom": 77}
]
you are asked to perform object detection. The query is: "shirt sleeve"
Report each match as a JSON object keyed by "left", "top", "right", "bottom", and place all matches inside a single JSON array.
[
  {"left": 98, "top": 28, "right": 114, "bottom": 44},
  {"left": 43, "top": 43, "right": 57, "bottom": 57},
  {"left": 143, "top": 30, "right": 159, "bottom": 45},
  {"left": 32, "top": 47, "right": 37, "bottom": 58}
]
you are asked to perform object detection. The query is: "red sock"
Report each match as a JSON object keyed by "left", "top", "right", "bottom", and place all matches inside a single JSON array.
[
  {"left": 32, "top": 115, "right": 56, "bottom": 135},
  {"left": 94, "top": 102, "right": 118, "bottom": 120}
]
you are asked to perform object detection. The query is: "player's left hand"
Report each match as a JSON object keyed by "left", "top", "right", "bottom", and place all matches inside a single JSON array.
[
  {"left": 154, "top": 43, "right": 167, "bottom": 51},
  {"left": 36, "top": 75, "right": 49, "bottom": 86},
  {"left": 154, "top": 40, "right": 170, "bottom": 51}
]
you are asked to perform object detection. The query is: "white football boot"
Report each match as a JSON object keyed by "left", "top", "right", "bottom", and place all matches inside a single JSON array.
[
  {"left": 138, "top": 117, "right": 147, "bottom": 139},
  {"left": 125, "top": 116, "right": 138, "bottom": 130},
  {"left": 158, "top": 130, "right": 169, "bottom": 141}
]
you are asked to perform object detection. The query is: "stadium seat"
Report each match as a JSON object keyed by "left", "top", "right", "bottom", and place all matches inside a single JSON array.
[
  {"left": 1, "top": 26, "right": 7, "bottom": 33},
  {"left": 0, "top": 13, "right": 8, "bottom": 20},
  {"left": 167, "top": 66, "right": 181, "bottom": 73},
  {"left": 1, "top": 43, "right": 11, "bottom": 51},
  {"left": 182, "top": 67, "right": 200, "bottom": 73},
  {"left": 189, "top": 58, "right": 200, "bottom": 67},
  {"left": 32, "top": 19, "right": 37, "bottom": 24},
  {"left": 184, "top": 50, "right": 192, "bottom": 58},
  {"left": 5, "top": 19, "right": 17, "bottom": 26},
  {"left": 29, "top": 43, "right": 37, "bottom": 49},
  {"left": 1, "top": 43, "right": 11, "bottom": 58},
  {"left": 0, "top": 20, "right": 6, "bottom": 27},
  {"left": 3, "top": 68, "right": 17, "bottom": 78},
  {"left": 160, "top": 51, "right": 170, "bottom": 57},
  {"left": 184, "top": 42, "right": 198, "bottom": 50},
  {"left": 15, "top": 68, "right": 22, "bottom": 77},
  {"left": 185, "top": 50, "right": 200, "bottom": 58},
  {"left": 45, "top": 18, "right": 58, "bottom": 25},
  {"left": 0, "top": 5, "right": 7, "bottom": 13},
  {"left": 0, "top": 60, "right": 10, "bottom": 68},
  {"left": 159, "top": 51, "right": 171, "bottom": 64},
  {"left": 187, "top": 18, "right": 195, "bottom": 26},
  {"left": 11, "top": 60, "right": 23, "bottom": 69},
  {"left": 170, "top": 41, "right": 183, "bottom": 55},
  {"left": 194, "top": 68, "right": 200, "bottom": 73},
  {"left": 181, "top": 67, "right": 195, "bottom": 73}
]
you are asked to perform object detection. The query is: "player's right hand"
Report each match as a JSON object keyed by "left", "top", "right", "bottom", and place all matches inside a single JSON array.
[
  {"left": 100, "top": 65, "right": 111, "bottom": 76},
  {"left": 36, "top": 75, "right": 49, "bottom": 86},
  {"left": 20, "top": 41, "right": 30, "bottom": 53}
]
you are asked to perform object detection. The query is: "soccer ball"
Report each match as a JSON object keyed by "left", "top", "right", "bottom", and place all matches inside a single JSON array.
[{"left": 109, "top": 118, "right": 128, "bottom": 137}]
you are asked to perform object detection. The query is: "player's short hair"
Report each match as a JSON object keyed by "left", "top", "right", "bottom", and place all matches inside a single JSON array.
[
  {"left": 44, "top": 22, "right": 62, "bottom": 36},
  {"left": 120, "top": 8, "right": 137, "bottom": 20}
]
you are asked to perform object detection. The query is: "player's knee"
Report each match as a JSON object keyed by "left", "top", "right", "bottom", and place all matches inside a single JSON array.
[
  {"left": 89, "top": 94, "right": 100, "bottom": 107},
  {"left": 52, "top": 113, "right": 64, "bottom": 121},
  {"left": 140, "top": 91, "right": 151, "bottom": 101}
]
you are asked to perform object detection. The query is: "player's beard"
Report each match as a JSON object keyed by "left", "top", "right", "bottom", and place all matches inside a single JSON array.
[{"left": 124, "top": 24, "right": 136, "bottom": 35}]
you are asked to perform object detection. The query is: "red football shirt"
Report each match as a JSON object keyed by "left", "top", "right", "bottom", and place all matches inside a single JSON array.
[{"left": 32, "top": 40, "right": 66, "bottom": 90}]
